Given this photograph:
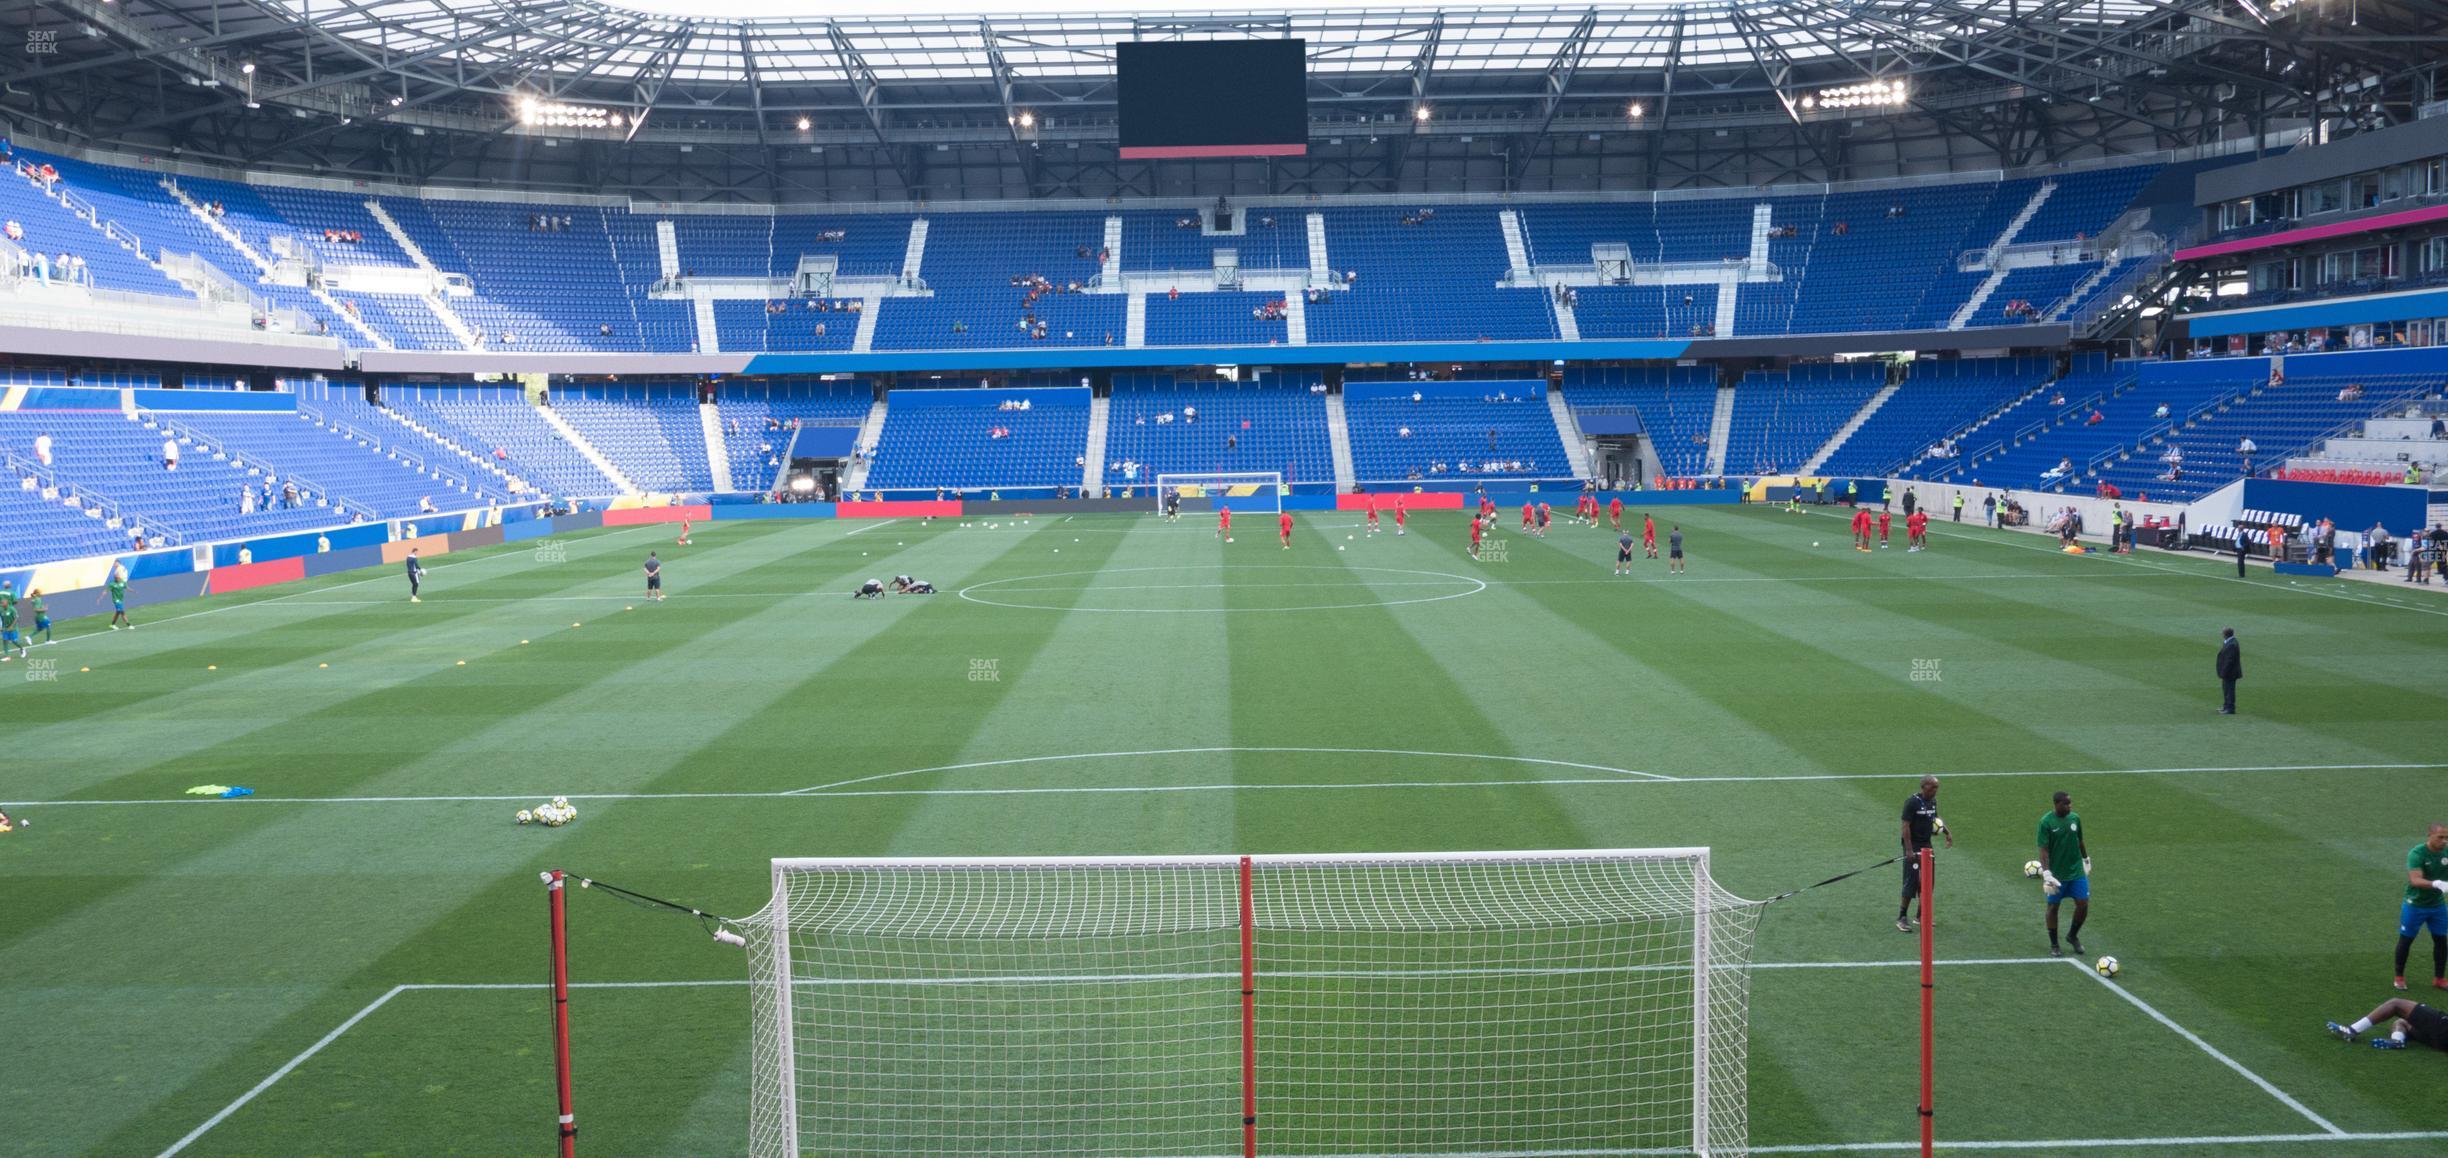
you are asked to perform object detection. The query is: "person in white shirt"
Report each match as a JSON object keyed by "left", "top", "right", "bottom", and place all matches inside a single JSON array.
[
  {"left": 161, "top": 437, "right": 179, "bottom": 471},
  {"left": 32, "top": 432, "right": 50, "bottom": 466}
]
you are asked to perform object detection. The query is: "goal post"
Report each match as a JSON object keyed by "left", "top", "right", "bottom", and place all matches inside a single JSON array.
[
  {"left": 742, "top": 849, "right": 1759, "bottom": 1157},
  {"left": 1154, "top": 472, "right": 1285, "bottom": 514}
]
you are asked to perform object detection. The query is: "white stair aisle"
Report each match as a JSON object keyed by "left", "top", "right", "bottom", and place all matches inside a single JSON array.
[
  {"left": 1125, "top": 293, "right": 1148, "bottom": 348},
  {"left": 370, "top": 405, "right": 527, "bottom": 496},
  {"left": 1552, "top": 289, "right": 1581, "bottom": 341},
  {"left": 1546, "top": 385, "right": 1592, "bottom": 480},
  {"left": 1323, "top": 389, "right": 1357, "bottom": 492},
  {"left": 901, "top": 219, "right": 930, "bottom": 281},
  {"left": 165, "top": 177, "right": 389, "bottom": 348},
  {"left": 1704, "top": 385, "right": 1737, "bottom": 477},
  {"left": 366, "top": 204, "right": 481, "bottom": 348},
  {"left": 1102, "top": 216, "right": 1123, "bottom": 273},
  {"left": 1082, "top": 393, "right": 1112, "bottom": 495},
  {"left": 2049, "top": 261, "right": 2119, "bottom": 323},
  {"left": 1951, "top": 183, "right": 2057, "bottom": 330},
  {"left": 852, "top": 300, "right": 882, "bottom": 352},
  {"left": 840, "top": 396, "right": 889, "bottom": 493},
  {"left": 655, "top": 221, "right": 681, "bottom": 279},
  {"left": 533, "top": 399, "right": 639, "bottom": 495},
  {"left": 701, "top": 402, "right": 735, "bottom": 492},
  {"left": 1498, "top": 210, "right": 1535, "bottom": 282},
  {"left": 1800, "top": 381, "right": 1902, "bottom": 474},
  {"left": 1282, "top": 290, "right": 1307, "bottom": 345},
  {"left": 693, "top": 297, "right": 720, "bottom": 354},
  {"left": 1306, "top": 213, "right": 1332, "bottom": 278}
]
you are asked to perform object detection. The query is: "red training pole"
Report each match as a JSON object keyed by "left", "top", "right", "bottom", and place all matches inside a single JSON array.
[
  {"left": 1918, "top": 849, "right": 1936, "bottom": 1158},
  {"left": 547, "top": 869, "right": 578, "bottom": 1158},
  {"left": 1239, "top": 855, "right": 1259, "bottom": 1158}
]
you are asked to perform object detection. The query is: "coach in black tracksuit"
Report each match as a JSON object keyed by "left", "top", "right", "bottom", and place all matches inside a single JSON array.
[{"left": 2216, "top": 627, "right": 2242, "bottom": 715}]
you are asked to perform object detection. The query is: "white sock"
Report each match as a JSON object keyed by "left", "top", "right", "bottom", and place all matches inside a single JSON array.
[
  {"left": 2351, "top": 1018, "right": 2375, "bottom": 1034},
  {"left": 2392, "top": 1028, "right": 2407, "bottom": 1042}
]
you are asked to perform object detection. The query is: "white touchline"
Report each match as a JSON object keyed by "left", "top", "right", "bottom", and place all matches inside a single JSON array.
[
  {"left": 12, "top": 760, "right": 2442, "bottom": 809},
  {"left": 2073, "top": 960, "right": 2344, "bottom": 1135},
  {"left": 157, "top": 958, "right": 2424, "bottom": 1156},
  {"left": 789, "top": 745, "right": 1676, "bottom": 794},
  {"left": 155, "top": 985, "right": 409, "bottom": 1158}
]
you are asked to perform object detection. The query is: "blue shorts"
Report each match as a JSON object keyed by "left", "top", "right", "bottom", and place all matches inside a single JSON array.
[
  {"left": 2402, "top": 903, "right": 2448, "bottom": 939},
  {"left": 112, "top": 598, "right": 125, "bottom": 611},
  {"left": 33, "top": 617, "right": 48, "bottom": 631},
  {"left": 1, "top": 629, "right": 15, "bottom": 643},
  {"left": 2048, "top": 876, "right": 2090, "bottom": 904}
]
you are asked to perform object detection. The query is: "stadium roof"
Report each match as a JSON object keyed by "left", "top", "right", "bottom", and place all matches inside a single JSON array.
[{"left": 5, "top": 0, "right": 2441, "bottom": 201}]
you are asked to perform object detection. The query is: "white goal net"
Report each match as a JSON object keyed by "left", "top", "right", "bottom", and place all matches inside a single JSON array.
[
  {"left": 1154, "top": 472, "right": 1285, "bottom": 514},
  {"left": 742, "top": 850, "right": 1759, "bottom": 1157}
]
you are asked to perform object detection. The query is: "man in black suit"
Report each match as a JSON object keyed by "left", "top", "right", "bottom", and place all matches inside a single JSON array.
[{"left": 2216, "top": 627, "right": 2242, "bottom": 715}]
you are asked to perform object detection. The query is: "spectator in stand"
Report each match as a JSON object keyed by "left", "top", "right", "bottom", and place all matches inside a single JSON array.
[
  {"left": 32, "top": 431, "right": 51, "bottom": 466},
  {"left": 2237, "top": 437, "right": 2257, "bottom": 473},
  {"left": 2153, "top": 402, "right": 2170, "bottom": 419},
  {"left": 161, "top": 436, "right": 179, "bottom": 471}
]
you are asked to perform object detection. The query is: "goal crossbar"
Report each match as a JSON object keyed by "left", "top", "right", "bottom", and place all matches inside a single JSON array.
[
  {"left": 1154, "top": 472, "right": 1285, "bottom": 513},
  {"left": 746, "top": 848, "right": 1756, "bottom": 1158}
]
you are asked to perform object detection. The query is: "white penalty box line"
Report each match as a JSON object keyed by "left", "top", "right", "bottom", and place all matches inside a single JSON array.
[{"left": 159, "top": 957, "right": 2383, "bottom": 1157}]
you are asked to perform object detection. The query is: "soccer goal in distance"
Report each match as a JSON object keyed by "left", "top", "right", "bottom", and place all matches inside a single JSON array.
[
  {"left": 741, "top": 849, "right": 1760, "bottom": 1157},
  {"left": 1155, "top": 472, "right": 1284, "bottom": 514}
]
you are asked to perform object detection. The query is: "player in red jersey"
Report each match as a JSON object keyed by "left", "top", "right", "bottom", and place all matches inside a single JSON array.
[
  {"left": 1907, "top": 509, "right": 1929, "bottom": 551},
  {"left": 676, "top": 519, "right": 692, "bottom": 546},
  {"left": 1217, "top": 505, "right": 1233, "bottom": 540},
  {"left": 1393, "top": 499, "right": 1408, "bottom": 536},
  {"left": 1521, "top": 502, "right": 1535, "bottom": 532},
  {"left": 1877, "top": 509, "right": 1892, "bottom": 549},
  {"left": 1480, "top": 496, "right": 1496, "bottom": 522},
  {"left": 1642, "top": 513, "right": 1658, "bottom": 558},
  {"left": 1609, "top": 495, "right": 1624, "bottom": 530},
  {"left": 1365, "top": 496, "right": 1381, "bottom": 534},
  {"left": 1468, "top": 514, "right": 1484, "bottom": 558},
  {"left": 1278, "top": 510, "right": 1294, "bottom": 549},
  {"left": 1852, "top": 507, "right": 1874, "bottom": 551}
]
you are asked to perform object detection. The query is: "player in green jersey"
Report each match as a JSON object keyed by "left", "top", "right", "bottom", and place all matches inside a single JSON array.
[
  {"left": 108, "top": 565, "right": 132, "bottom": 629},
  {"left": 2394, "top": 823, "right": 2448, "bottom": 992},
  {"left": 2037, "top": 791, "right": 2092, "bottom": 957},
  {"left": 0, "top": 597, "right": 22, "bottom": 661},
  {"left": 27, "top": 589, "right": 49, "bottom": 644}
]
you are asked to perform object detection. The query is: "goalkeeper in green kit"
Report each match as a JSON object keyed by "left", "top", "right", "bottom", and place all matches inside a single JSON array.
[{"left": 2038, "top": 791, "right": 2092, "bottom": 957}]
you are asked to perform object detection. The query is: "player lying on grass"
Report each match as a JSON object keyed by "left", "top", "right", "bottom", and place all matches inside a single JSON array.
[
  {"left": 2328, "top": 998, "right": 2448, "bottom": 1051},
  {"left": 889, "top": 575, "right": 936, "bottom": 594},
  {"left": 854, "top": 578, "right": 887, "bottom": 599}
]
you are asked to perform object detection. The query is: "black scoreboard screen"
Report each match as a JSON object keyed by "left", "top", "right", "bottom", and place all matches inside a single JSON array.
[{"left": 1117, "top": 40, "right": 1308, "bottom": 160}]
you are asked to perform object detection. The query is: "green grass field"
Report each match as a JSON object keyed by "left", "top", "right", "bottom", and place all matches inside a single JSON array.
[{"left": 5, "top": 503, "right": 2446, "bottom": 1157}]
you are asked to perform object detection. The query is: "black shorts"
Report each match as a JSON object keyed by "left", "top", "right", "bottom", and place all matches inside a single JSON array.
[
  {"left": 647, "top": 576, "right": 661, "bottom": 589},
  {"left": 1669, "top": 548, "right": 1684, "bottom": 559},
  {"left": 1618, "top": 548, "right": 1633, "bottom": 561},
  {"left": 1901, "top": 850, "right": 1929, "bottom": 896},
  {"left": 2410, "top": 1003, "right": 2448, "bottom": 1051}
]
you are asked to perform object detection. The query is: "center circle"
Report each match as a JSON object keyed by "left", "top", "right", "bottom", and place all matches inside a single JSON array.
[{"left": 957, "top": 565, "right": 1487, "bottom": 613}]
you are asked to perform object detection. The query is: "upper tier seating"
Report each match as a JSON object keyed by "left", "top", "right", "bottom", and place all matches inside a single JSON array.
[
  {"left": 549, "top": 383, "right": 715, "bottom": 492},
  {"left": 1562, "top": 366, "right": 1719, "bottom": 478},
  {"left": 862, "top": 387, "right": 1091, "bottom": 493},
  {"left": 872, "top": 212, "right": 1122, "bottom": 351},
  {"left": 1722, "top": 364, "right": 1886, "bottom": 476},
  {"left": 1306, "top": 207, "right": 1556, "bottom": 344},
  {"left": 1342, "top": 381, "right": 1572, "bottom": 483},
  {"left": 1101, "top": 375, "right": 1333, "bottom": 489}
]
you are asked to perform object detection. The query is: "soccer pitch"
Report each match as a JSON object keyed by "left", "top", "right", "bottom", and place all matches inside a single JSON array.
[{"left": 5, "top": 504, "right": 2446, "bottom": 1157}]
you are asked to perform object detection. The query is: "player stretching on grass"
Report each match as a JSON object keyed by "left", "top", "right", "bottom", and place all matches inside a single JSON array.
[
  {"left": 1217, "top": 504, "right": 1232, "bottom": 541},
  {"left": 107, "top": 565, "right": 133, "bottom": 629},
  {"left": 2393, "top": 823, "right": 2448, "bottom": 992},
  {"left": 644, "top": 551, "right": 665, "bottom": 602},
  {"left": 2038, "top": 791, "right": 2092, "bottom": 957},
  {"left": 1898, "top": 776, "right": 1952, "bottom": 932},
  {"left": 1278, "top": 510, "right": 1294, "bottom": 550},
  {"left": 2329, "top": 997, "right": 2448, "bottom": 1050}
]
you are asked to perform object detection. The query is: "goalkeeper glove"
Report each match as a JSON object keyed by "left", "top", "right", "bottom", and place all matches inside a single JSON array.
[
  {"left": 2042, "top": 871, "right": 2062, "bottom": 896},
  {"left": 2082, "top": 856, "right": 2092, "bottom": 876},
  {"left": 2433, "top": 880, "right": 2447, "bottom": 895}
]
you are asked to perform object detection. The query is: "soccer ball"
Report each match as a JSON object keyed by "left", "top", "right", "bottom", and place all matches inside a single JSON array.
[
  {"left": 552, "top": 797, "right": 569, "bottom": 809},
  {"left": 1812, "top": 541, "right": 1820, "bottom": 547},
  {"left": 516, "top": 810, "right": 533, "bottom": 825},
  {"left": 1226, "top": 537, "right": 1234, "bottom": 543},
  {"left": 2094, "top": 956, "right": 2120, "bottom": 978},
  {"left": 2023, "top": 859, "right": 2043, "bottom": 878}
]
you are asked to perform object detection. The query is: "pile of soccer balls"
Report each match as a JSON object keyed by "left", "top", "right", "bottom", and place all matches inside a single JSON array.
[{"left": 516, "top": 797, "right": 578, "bottom": 827}]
